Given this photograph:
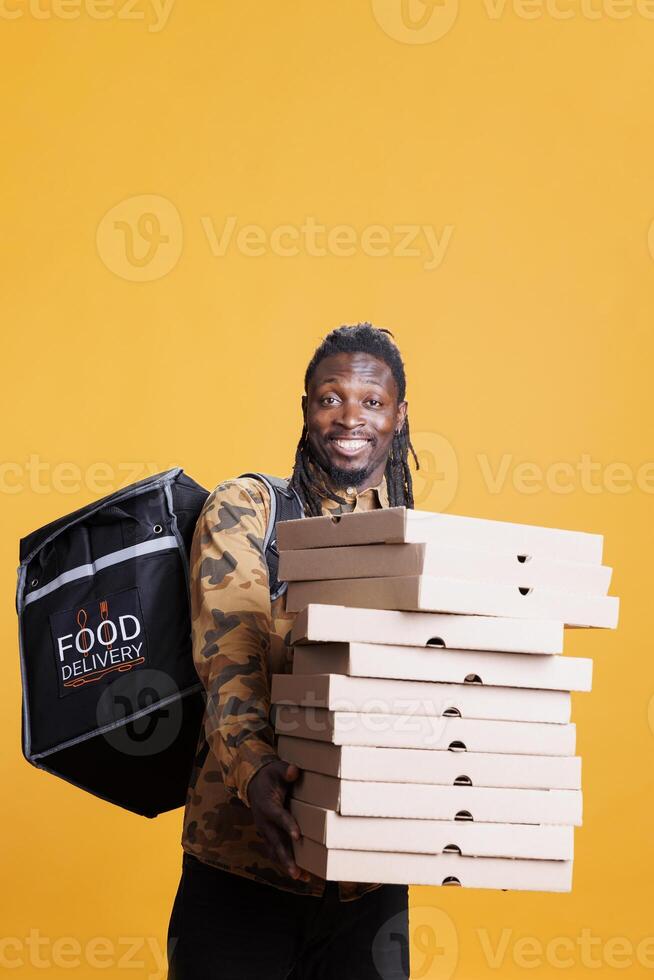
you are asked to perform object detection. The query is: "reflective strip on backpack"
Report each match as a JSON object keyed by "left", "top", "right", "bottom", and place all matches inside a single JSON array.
[{"left": 22, "top": 536, "right": 180, "bottom": 606}]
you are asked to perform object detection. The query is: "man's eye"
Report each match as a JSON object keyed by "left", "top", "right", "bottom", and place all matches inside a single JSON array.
[
  {"left": 366, "top": 399, "right": 382, "bottom": 407},
  {"left": 321, "top": 396, "right": 339, "bottom": 405}
]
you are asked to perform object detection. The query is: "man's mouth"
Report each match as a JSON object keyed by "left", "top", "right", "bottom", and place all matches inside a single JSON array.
[{"left": 328, "top": 437, "right": 371, "bottom": 457}]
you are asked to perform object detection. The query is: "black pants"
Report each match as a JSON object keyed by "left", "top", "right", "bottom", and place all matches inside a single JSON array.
[{"left": 167, "top": 852, "right": 409, "bottom": 980}]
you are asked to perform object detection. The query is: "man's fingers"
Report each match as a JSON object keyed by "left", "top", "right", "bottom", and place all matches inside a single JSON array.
[
  {"left": 272, "top": 804, "right": 301, "bottom": 842},
  {"left": 265, "top": 824, "right": 301, "bottom": 878},
  {"left": 282, "top": 763, "right": 300, "bottom": 783},
  {"left": 261, "top": 813, "right": 311, "bottom": 883},
  {"left": 261, "top": 792, "right": 301, "bottom": 840},
  {"left": 248, "top": 761, "right": 311, "bottom": 882}
]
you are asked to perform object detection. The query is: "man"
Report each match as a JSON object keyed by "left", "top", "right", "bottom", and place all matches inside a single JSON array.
[{"left": 167, "top": 323, "right": 419, "bottom": 979}]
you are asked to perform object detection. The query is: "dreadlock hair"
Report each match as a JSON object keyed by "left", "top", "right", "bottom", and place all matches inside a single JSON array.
[{"left": 290, "top": 323, "right": 419, "bottom": 516}]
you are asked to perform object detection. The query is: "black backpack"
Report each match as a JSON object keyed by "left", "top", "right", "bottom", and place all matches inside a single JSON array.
[{"left": 16, "top": 468, "right": 303, "bottom": 818}]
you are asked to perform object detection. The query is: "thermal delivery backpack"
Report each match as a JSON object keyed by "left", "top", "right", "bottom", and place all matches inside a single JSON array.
[{"left": 16, "top": 467, "right": 302, "bottom": 818}]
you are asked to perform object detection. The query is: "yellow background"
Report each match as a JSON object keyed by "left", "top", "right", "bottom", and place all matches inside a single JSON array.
[{"left": 2, "top": 1, "right": 653, "bottom": 977}]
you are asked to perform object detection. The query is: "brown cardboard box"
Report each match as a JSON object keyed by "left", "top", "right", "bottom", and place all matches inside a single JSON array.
[
  {"left": 279, "top": 542, "right": 612, "bottom": 594},
  {"left": 291, "top": 799, "right": 575, "bottom": 859},
  {"left": 290, "top": 604, "right": 564, "bottom": 654},
  {"left": 292, "top": 770, "right": 582, "bottom": 825},
  {"left": 293, "top": 837, "right": 573, "bottom": 891},
  {"left": 291, "top": 642, "right": 593, "bottom": 692},
  {"left": 286, "top": 576, "right": 619, "bottom": 628},
  {"left": 278, "top": 736, "right": 582, "bottom": 789},
  {"left": 277, "top": 506, "right": 603, "bottom": 564},
  {"left": 271, "top": 673, "right": 572, "bottom": 724},
  {"left": 274, "top": 705, "right": 576, "bottom": 755}
]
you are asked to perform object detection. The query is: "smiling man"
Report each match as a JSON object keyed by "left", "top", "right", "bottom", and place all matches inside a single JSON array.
[{"left": 167, "top": 324, "right": 418, "bottom": 980}]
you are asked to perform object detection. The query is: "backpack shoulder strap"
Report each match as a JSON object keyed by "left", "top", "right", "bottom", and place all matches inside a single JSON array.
[{"left": 238, "top": 472, "right": 304, "bottom": 601}]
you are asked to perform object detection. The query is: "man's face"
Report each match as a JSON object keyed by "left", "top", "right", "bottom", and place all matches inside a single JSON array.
[{"left": 303, "top": 351, "right": 407, "bottom": 488}]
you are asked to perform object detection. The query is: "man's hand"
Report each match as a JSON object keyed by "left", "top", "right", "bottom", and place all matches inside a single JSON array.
[{"left": 247, "top": 760, "right": 311, "bottom": 883}]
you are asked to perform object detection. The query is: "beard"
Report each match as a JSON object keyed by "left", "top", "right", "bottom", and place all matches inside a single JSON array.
[{"left": 315, "top": 454, "right": 378, "bottom": 489}]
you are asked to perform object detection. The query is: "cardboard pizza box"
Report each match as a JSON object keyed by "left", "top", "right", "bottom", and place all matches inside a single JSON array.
[
  {"left": 277, "top": 506, "right": 603, "bottom": 564},
  {"left": 291, "top": 642, "right": 593, "bottom": 692},
  {"left": 277, "top": 736, "right": 582, "bottom": 789},
  {"left": 286, "top": 577, "right": 619, "bottom": 629},
  {"left": 279, "top": 542, "right": 612, "bottom": 595},
  {"left": 273, "top": 706, "right": 577, "bottom": 755},
  {"left": 293, "top": 837, "right": 573, "bottom": 891},
  {"left": 290, "top": 604, "right": 564, "bottom": 655},
  {"left": 271, "top": 673, "right": 572, "bottom": 724},
  {"left": 291, "top": 799, "right": 575, "bottom": 860},
  {"left": 293, "top": 771, "right": 582, "bottom": 825}
]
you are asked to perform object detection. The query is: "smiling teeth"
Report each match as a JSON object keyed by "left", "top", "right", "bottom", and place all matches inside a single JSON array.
[{"left": 333, "top": 439, "right": 368, "bottom": 450}]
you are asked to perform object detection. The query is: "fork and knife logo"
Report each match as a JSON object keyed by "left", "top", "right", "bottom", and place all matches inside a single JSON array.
[{"left": 76, "top": 599, "right": 116, "bottom": 654}]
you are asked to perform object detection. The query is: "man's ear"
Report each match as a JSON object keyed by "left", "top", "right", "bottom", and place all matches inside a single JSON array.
[
  {"left": 301, "top": 394, "right": 307, "bottom": 419},
  {"left": 396, "top": 400, "right": 408, "bottom": 433}
]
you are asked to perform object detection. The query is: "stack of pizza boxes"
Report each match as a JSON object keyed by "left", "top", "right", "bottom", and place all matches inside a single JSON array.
[{"left": 270, "top": 506, "right": 619, "bottom": 893}]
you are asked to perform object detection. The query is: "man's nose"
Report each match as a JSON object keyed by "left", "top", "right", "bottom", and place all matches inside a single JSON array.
[{"left": 334, "top": 400, "right": 366, "bottom": 429}]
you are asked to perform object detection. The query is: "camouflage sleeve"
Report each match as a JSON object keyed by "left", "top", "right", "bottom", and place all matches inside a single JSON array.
[{"left": 188, "top": 477, "right": 279, "bottom": 805}]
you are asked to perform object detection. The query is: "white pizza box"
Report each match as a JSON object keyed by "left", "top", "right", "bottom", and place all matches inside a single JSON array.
[
  {"left": 291, "top": 604, "right": 564, "bottom": 655},
  {"left": 291, "top": 799, "right": 575, "bottom": 860},
  {"left": 286, "top": 577, "right": 619, "bottom": 629},
  {"left": 292, "top": 642, "right": 593, "bottom": 692},
  {"left": 274, "top": 706, "right": 577, "bottom": 755},
  {"left": 271, "top": 673, "right": 571, "bottom": 724},
  {"left": 277, "top": 736, "right": 582, "bottom": 789},
  {"left": 277, "top": 505, "right": 603, "bottom": 564},
  {"left": 279, "top": 542, "right": 612, "bottom": 595},
  {"left": 293, "top": 837, "right": 573, "bottom": 892},
  {"left": 293, "top": 771, "right": 582, "bottom": 825}
]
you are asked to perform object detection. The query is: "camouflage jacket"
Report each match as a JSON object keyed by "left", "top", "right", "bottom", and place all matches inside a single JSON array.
[{"left": 181, "top": 469, "right": 391, "bottom": 901}]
